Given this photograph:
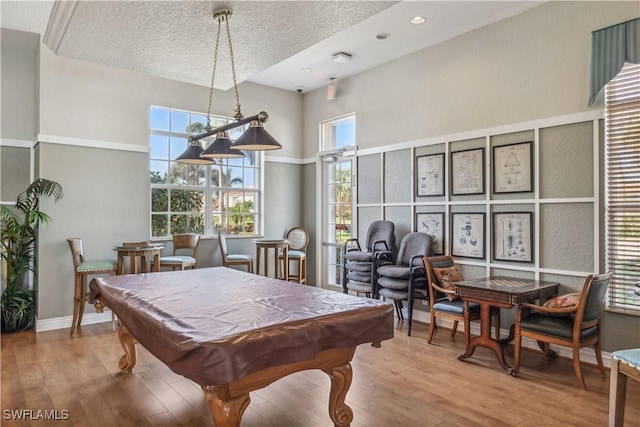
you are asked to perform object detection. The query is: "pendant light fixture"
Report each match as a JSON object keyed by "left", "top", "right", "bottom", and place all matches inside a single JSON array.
[{"left": 176, "top": 9, "right": 281, "bottom": 164}]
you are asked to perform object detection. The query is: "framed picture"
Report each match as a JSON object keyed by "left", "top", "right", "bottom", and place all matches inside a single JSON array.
[
  {"left": 493, "top": 212, "right": 533, "bottom": 262},
  {"left": 416, "top": 212, "right": 445, "bottom": 255},
  {"left": 416, "top": 154, "right": 445, "bottom": 196},
  {"left": 451, "top": 147, "right": 485, "bottom": 195},
  {"left": 492, "top": 141, "right": 533, "bottom": 193},
  {"left": 451, "top": 213, "right": 485, "bottom": 259}
]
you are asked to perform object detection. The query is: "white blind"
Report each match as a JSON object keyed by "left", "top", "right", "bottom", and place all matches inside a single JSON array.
[{"left": 605, "top": 62, "right": 640, "bottom": 312}]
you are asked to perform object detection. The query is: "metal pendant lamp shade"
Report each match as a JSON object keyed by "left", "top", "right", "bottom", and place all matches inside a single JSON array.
[
  {"left": 231, "top": 121, "right": 282, "bottom": 150},
  {"left": 176, "top": 140, "right": 215, "bottom": 165},
  {"left": 201, "top": 133, "right": 245, "bottom": 158}
]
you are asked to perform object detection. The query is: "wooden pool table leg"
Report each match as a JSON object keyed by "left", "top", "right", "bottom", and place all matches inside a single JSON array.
[
  {"left": 323, "top": 362, "right": 354, "bottom": 426},
  {"left": 203, "top": 386, "right": 250, "bottom": 427},
  {"left": 117, "top": 324, "right": 137, "bottom": 373}
]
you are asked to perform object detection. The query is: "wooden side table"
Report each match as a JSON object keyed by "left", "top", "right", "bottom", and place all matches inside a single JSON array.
[
  {"left": 114, "top": 244, "right": 163, "bottom": 275},
  {"left": 254, "top": 239, "right": 289, "bottom": 281}
]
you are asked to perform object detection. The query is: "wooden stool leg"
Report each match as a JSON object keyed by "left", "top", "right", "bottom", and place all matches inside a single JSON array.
[{"left": 70, "top": 274, "right": 83, "bottom": 335}]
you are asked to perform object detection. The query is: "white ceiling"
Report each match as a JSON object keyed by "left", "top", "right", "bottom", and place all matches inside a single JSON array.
[{"left": 1, "top": 1, "right": 545, "bottom": 93}]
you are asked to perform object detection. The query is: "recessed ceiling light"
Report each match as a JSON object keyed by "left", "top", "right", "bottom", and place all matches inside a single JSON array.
[
  {"left": 410, "top": 16, "right": 426, "bottom": 25},
  {"left": 376, "top": 33, "right": 390, "bottom": 40},
  {"left": 299, "top": 67, "right": 312, "bottom": 73}
]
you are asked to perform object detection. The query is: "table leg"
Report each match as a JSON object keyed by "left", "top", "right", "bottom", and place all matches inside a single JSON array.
[
  {"left": 322, "top": 362, "right": 354, "bottom": 427},
  {"left": 263, "top": 248, "right": 269, "bottom": 277},
  {"left": 129, "top": 255, "right": 138, "bottom": 275},
  {"left": 117, "top": 256, "right": 125, "bottom": 275},
  {"left": 117, "top": 324, "right": 137, "bottom": 373},
  {"left": 458, "top": 301, "right": 513, "bottom": 375},
  {"left": 203, "top": 386, "right": 250, "bottom": 427},
  {"left": 282, "top": 247, "right": 289, "bottom": 281},
  {"left": 152, "top": 254, "right": 160, "bottom": 272},
  {"left": 256, "top": 247, "right": 261, "bottom": 276},
  {"left": 140, "top": 256, "right": 148, "bottom": 273}
]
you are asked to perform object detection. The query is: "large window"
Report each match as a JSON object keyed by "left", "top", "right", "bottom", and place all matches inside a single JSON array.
[
  {"left": 605, "top": 62, "right": 640, "bottom": 313},
  {"left": 150, "top": 106, "right": 261, "bottom": 238}
]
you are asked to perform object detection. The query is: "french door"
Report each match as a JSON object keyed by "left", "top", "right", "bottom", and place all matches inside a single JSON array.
[{"left": 319, "top": 154, "right": 355, "bottom": 290}]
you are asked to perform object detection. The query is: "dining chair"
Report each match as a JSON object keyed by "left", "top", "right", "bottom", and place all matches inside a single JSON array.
[
  {"left": 424, "top": 255, "right": 499, "bottom": 350},
  {"left": 67, "top": 238, "right": 117, "bottom": 334},
  {"left": 513, "top": 272, "right": 612, "bottom": 390},
  {"left": 342, "top": 220, "right": 396, "bottom": 297},
  {"left": 280, "top": 226, "right": 309, "bottom": 284},
  {"left": 218, "top": 230, "right": 253, "bottom": 272},
  {"left": 374, "top": 232, "right": 432, "bottom": 335},
  {"left": 159, "top": 234, "right": 200, "bottom": 271}
]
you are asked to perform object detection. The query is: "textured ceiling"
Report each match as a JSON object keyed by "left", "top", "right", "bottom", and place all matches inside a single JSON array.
[
  {"left": 1, "top": 1, "right": 546, "bottom": 92},
  {"left": 56, "top": 1, "right": 398, "bottom": 90}
]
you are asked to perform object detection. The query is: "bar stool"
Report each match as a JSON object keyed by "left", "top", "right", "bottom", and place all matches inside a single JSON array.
[
  {"left": 609, "top": 348, "right": 640, "bottom": 426},
  {"left": 67, "top": 238, "right": 117, "bottom": 334}
]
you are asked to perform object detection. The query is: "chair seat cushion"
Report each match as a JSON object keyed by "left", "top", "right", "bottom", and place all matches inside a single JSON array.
[
  {"left": 345, "top": 260, "right": 372, "bottom": 272},
  {"left": 346, "top": 280, "right": 372, "bottom": 294},
  {"left": 346, "top": 271, "right": 371, "bottom": 283},
  {"left": 377, "top": 265, "right": 409, "bottom": 279},
  {"left": 520, "top": 313, "right": 598, "bottom": 341},
  {"left": 377, "top": 276, "right": 409, "bottom": 291},
  {"left": 344, "top": 251, "right": 372, "bottom": 262},
  {"left": 287, "top": 250, "right": 306, "bottom": 259},
  {"left": 160, "top": 256, "right": 196, "bottom": 265},
  {"left": 433, "top": 299, "right": 480, "bottom": 314},
  {"left": 78, "top": 260, "right": 117, "bottom": 273},
  {"left": 378, "top": 288, "right": 427, "bottom": 301},
  {"left": 226, "top": 254, "right": 252, "bottom": 262},
  {"left": 433, "top": 266, "right": 464, "bottom": 301},
  {"left": 612, "top": 348, "right": 640, "bottom": 369}
]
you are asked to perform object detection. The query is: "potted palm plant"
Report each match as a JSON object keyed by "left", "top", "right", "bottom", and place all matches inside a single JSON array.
[{"left": 1, "top": 178, "right": 63, "bottom": 333}]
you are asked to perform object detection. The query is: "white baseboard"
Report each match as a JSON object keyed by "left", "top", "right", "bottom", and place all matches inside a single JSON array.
[{"left": 36, "top": 310, "right": 115, "bottom": 332}]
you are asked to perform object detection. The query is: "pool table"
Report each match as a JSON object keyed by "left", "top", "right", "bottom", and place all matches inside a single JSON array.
[{"left": 90, "top": 267, "right": 393, "bottom": 426}]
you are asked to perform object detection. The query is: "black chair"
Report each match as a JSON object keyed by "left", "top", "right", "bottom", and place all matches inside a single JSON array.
[
  {"left": 342, "top": 220, "right": 395, "bottom": 297},
  {"left": 375, "top": 232, "right": 433, "bottom": 336},
  {"left": 514, "top": 273, "right": 612, "bottom": 390}
]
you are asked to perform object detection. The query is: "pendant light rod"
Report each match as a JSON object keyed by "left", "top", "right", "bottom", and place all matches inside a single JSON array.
[{"left": 189, "top": 111, "right": 269, "bottom": 143}]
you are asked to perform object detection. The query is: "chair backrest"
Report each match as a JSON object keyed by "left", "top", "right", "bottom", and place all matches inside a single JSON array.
[
  {"left": 286, "top": 227, "right": 309, "bottom": 252},
  {"left": 365, "top": 220, "right": 396, "bottom": 253},
  {"left": 424, "top": 255, "right": 455, "bottom": 300},
  {"left": 575, "top": 273, "right": 612, "bottom": 329},
  {"left": 172, "top": 234, "right": 200, "bottom": 257},
  {"left": 396, "top": 232, "right": 433, "bottom": 266},
  {"left": 67, "top": 238, "right": 85, "bottom": 269},
  {"left": 218, "top": 231, "right": 229, "bottom": 261}
]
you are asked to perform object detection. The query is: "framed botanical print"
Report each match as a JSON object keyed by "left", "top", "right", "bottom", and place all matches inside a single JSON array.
[
  {"left": 451, "top": 212, "right": 485, "bottom": 259},
  {"left": 493, "top": 212, "right": 533, "bottom": 262},
  {"left": 416, "top": 212, "right": 445, "bottom": 255},
  {"left": 451, "top": 147, "right": 485, "bottom": 195},
  {"left": 416, "top": 153, "right": 445, "bottom": 196},
  {"left": 492, "top": 141, "right": 533, "bottom": 193}
]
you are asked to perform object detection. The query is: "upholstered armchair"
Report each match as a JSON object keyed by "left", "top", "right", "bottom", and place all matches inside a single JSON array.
[{"left": 513, "top": 273, "right": 612, "bottom": 390}]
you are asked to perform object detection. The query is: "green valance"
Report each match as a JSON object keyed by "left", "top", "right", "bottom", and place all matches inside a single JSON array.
[{"left": 589, "top": 18, "right": 640, "bottom": 106}]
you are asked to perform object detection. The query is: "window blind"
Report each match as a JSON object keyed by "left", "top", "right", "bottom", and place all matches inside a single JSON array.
[{"left": 605, "top": 62, "right": 640, "bottom": 312}]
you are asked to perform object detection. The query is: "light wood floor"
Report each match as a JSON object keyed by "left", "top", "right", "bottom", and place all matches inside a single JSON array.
[{"left": 2, "top": 320, "right": 639, "bottom": 427}]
